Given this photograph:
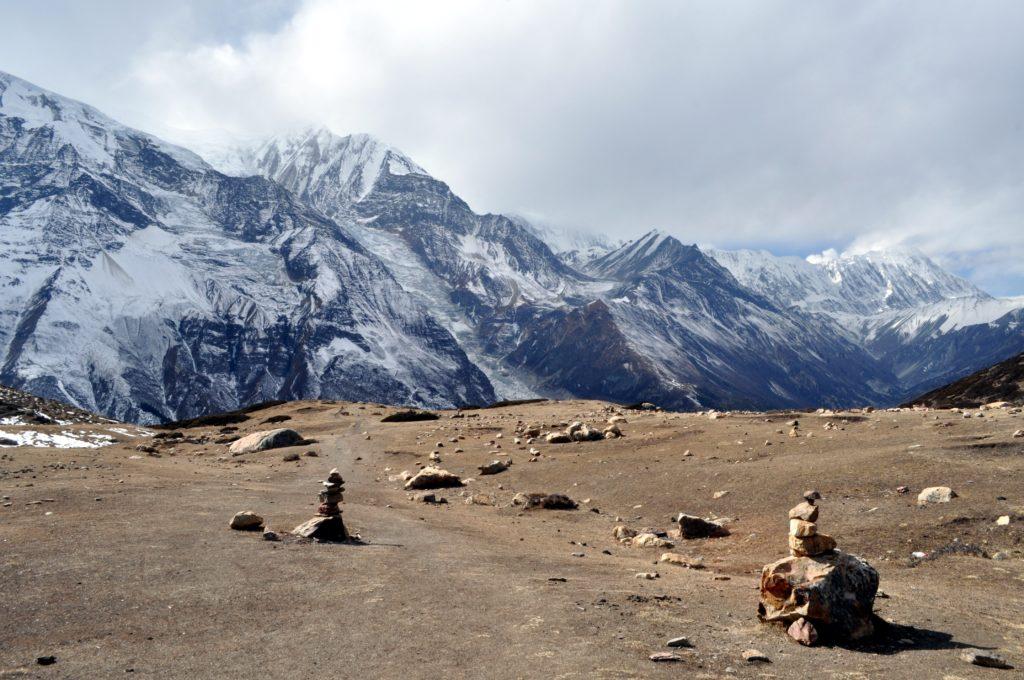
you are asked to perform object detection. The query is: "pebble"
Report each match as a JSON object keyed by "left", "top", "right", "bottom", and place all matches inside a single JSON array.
[
  {"left": 649, "top": 652, "right": 683, "bottom": 663},
  {"left": 666, "top": 636, "right": 692, "bottom": 648}
]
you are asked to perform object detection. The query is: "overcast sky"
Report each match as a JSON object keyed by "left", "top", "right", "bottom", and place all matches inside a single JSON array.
[{"left": 3, "top": 0, "right": 1023, "bottom": 295}]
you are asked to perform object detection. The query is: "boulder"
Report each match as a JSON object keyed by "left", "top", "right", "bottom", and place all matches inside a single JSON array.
[
  {"left": 961, "top": 651, "right": 1013, "bottom": 669},
  {"left": 632, "top": 533, "right": 675, "bottom": 549},
  {"left": 759, "top": 551, "right": 879, "bottom": 640},
  {"left": 292, "top": 515, "right": 348, "bottom": 541},
  {"left": 675, "top": 513, "right": 730, "bottom": 539},
  {"left": 229, "top": 429, "right": 304, "bottom": 455},
  {"left": 229, "top": 511, "right": 264, "bottom": 531},
  {"left": 545, "top": 432, "right": 571, "bottom": 444},
  {"left": 612, "top": 524, "right": 637, "bottom": 542},
  {"left": 477, "top": 460, "right": 510, "bottom": 475},
  {"left": 659, "top": 552, "right": 705, "bottom": 569},
  {"left": 380, "top": 409, "right": 439, "bottom": 422},
  {"left": 917, "top": 486, "right": 957, "bottom": 505},
  {"left": 404, "top": 466, "right": 464, "bottom": 490},
  {"left": 571, "top": 425, "right": 604, "bottom": 442}
]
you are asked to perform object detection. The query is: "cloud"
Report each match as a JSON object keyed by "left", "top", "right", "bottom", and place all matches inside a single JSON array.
[{"left": 2, "top": 0, "right": 1023, "bottom": 294}]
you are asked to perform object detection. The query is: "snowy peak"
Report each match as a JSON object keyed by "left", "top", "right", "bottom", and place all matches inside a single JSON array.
[
  {"left": 0, "top": 70, "right": 207, "bottom": 173},
  {"left": 203, "top": 127, "right": 426, "bottom": 204},
  {"left": 587, "top": 230, "right": 708, "bottom": 280},
  {"left": 709, "top": 245, "right": 987, "bottom": 317}
]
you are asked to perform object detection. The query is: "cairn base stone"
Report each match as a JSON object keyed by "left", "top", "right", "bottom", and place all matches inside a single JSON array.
[
  {"left": 293, "top": 515, "right": 348, "bottom": 542},
  {"left": 759, "top": 551, "right": 879, "bottom": 640}
]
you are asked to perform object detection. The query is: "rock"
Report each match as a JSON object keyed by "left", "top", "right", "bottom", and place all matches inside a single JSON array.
[
  {"left": 404, "top": 466, "right": 463, "bottom": 490},
  {"left": 229, "top": 511, "right": 264, "bottom": 531},
  {"left": 789, "top": 519, "right": 817, "bottom": 537},
  {"left": 788, "top": 501, "right": 819, "bottom": 522},
  {"left": 608, "top": 415, "right": 628, "bottom": 424},
  {"left": 229, "top": 429, "right": 304, "bottom": 455},
  {"left": 996, "top": 515, "right": 1010, "bottom": 526},
  {"left": 675, "top": 513, "right": 729, "bottom": 539},
  {"left": 571, "top": 425, "right": 604, "bottom": 442},
  {"left": 712, "top": 490, "right": 729, "bottom": 499},
  {"left": 759, "top": 550, "right": 879, "bottom": 640},
  {"left": 803, "top": 490, "right": 822, "bottom": 502},
  {"left": 659, "top": 552, "right": 705, "bottom": 569},
  {"left": 635, "top": 572, "right": 659, "bottom": 579},
  {"left": 282, "top": 452, "right": 300, "bottom": 462},
  {"left": 613, "top": 525, "right": 638, "bottom": 542},
  {"left": 742, "top": 649, "right": 770, "bottom": 663},
  {"left": 36, "top": 656, "right": 57, "bottom": 666},
  {"left": 477, "top": 460, "right": 510, "bottom": 475},
  {"left": 465, "top": 493, "right": 494, "bottom": 506},
  {"left": 0, "top": 436, "right": 19, "bottom": 446},
  {"left": 961, "top": 651, "right": 1013, "bottom": 669},
  {"left": 414, "top": 492, "right": 447, "bottom": 504},
  {"left": 649, "top": 652, "right": 683, "bottom": 663},
  {"left": 292, "top": 515, "right": 348, "bottom": 541},
  {"left": 537, "top": 493, "right": 577, "bottom": 510},
  {"left": 262, "top": 529, "right": 280, "bottom": 541},
  {"left": 917, "top": 486, "right": 957, "bottom": 505},
  {"left": 380, "top": 409, "right": 439, "bottom": 422},
  {"left": 1014, "top": 429, "right": 1023, "bottom": 438},
  {"left": 545, "top": 432, "right": 571, "bottom": 444},
  {"left": 787, "top": 617, "right": 819, "bottom": 646},
  {"left": 666, "top": 636, "right": 692, "bottom": 648},
  {"left": 788, "top": 533, "right": 836, "bottom": 556},
  {"left": 632, "top": 533, "right": 675, "bottom": 549}
]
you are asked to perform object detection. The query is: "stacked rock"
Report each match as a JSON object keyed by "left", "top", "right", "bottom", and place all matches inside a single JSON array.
[
  {"left": 759, "top": 492, "right": 880, "bottom": 644},
  {"left": 293, "top": 468, "right": 349, "bottom": 541},
  {"left": 787, "top": 490, "right": 836, "bottom": 557}
]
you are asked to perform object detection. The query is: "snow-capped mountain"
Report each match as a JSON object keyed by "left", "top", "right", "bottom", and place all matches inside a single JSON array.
[
  {"left": 508, "top": 215, "right": 620, "bottom": 270},
  {"left": 708, "top": 246, "right": 1024, "bottom": 399},
  {"left": 708, "top": 246, "right": 985, "bottom": 318},
  {"left": 0, "top": 72, "right": 494, "bottom": 423},
  {"left": 515, "top": 231, "right": 895, "bottom": 409},
  {"left": 3, "top": 71, "right": 1019, "bottom": 421},
  {"left": 209, "top": 128, "right": 598, "bottom": 398}
]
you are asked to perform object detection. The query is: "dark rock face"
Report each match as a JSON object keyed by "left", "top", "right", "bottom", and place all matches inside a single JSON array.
[
  {"left": 904, "top": 350, "right": 1024, "bottom": 408},
  {"left": 0, "top": 72, "right": 494, "bottom": 423}
]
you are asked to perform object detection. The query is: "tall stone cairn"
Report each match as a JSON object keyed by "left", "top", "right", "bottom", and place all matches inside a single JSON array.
[
  {"left": 758, "top": 492, "right": 879, "bottom": 644},
  {"left": 292, "top": 468, "right": 349, "bottom": 541}
]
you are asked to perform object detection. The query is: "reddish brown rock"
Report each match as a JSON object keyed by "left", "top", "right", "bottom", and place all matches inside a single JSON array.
[{"left": 759, "top": 551, "right": 879, "bottom": 640}]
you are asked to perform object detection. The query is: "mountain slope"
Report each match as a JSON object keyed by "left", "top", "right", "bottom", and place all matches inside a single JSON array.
[
  {"left": 0, "top": 72, "right": 494, "bottom": 423},
  {"left": 209, "top": 128, "right": 602, "bottom": 398},
  {"left": 903, "top": 351, "right": 1024, "bottom": 408},
  {"left": 551, "top": 232, "right": 896, "bottom": 409},
  {"left": 709, "top": 247, "right": 1024, "bottom": 399}
]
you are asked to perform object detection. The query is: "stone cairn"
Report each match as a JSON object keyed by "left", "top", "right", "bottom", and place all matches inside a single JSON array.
[
  {"left": 292, "top": 468, "right": 349, "bottom": 541},
  {"left": 758, "top": 491, "right": 879, "bottom": 645}
]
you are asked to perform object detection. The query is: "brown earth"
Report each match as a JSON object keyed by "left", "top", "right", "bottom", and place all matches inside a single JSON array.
[{"left": 1, "top": 400, "right": 1022, "bottom": 678}]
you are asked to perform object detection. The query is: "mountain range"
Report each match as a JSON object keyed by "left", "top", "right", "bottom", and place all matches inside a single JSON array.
[{"left": 2, "top": 70, "right": 1022, "bottom": 422}]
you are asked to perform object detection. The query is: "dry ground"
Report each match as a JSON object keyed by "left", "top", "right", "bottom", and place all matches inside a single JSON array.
[{"left": 1, "top": 400, "right": 1022, "bottom": 678}]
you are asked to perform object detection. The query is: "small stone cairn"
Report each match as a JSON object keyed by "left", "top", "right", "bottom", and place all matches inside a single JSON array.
[
  {"left": 292, "top": 468, "right": 349, "bottom": 541},
  {"left": 759, "top": 491, "right": 879, "bottom": 644}
]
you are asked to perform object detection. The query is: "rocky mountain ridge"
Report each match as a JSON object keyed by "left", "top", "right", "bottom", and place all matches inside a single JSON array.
[{"left": 2, "top": 70, "right": 1021, "bottom": 421}]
